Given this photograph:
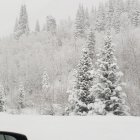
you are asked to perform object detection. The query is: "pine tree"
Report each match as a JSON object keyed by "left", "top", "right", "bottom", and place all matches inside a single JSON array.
[
  {"left": 41, "top": 70, "right": 54, "bottom": 115},
  {"left": 86, "top": 29, "right": 96, "bottom": 61},
  {"left": 67, "top": 47, "right": 94, "bottom": 115},
  {"left": 96, "top": 3, "right": 105, "bottom": 32},
  {"left": 74, "top": 4, "right": 86, "bottom": 39},
  {"left": 105, "top": 0, "right": 115, "bottom": 30},
  {"left": 126, "top": 0, "right": 140, "bottom": 27},
  {"left": 112, "top": 0, "right": 124, "bottom": 33},
  {"left": 84, "top": 8, "right": 90, "bottom": 35},
  {"left": 14, "top": 4, "right": 29, "bottom": 39},
  {"left": 42, "top": 70, "right": 50, "bottom": 92},
  {"left": 131, "top": 1, "right": 140, "bottom": 27},
  {"left": 35, "top": 20, "right": 40, "bottom": 32},
  {"left": 0, "top": 84, "right": 6, "bottom": 112},
  {"left": 46, "top": 16, "right": 57, "bottom": 35},
  {"left": 91, "top": 33, "right": 129, "bottom": 115},
  {"left": 18, "top": 84, "right": 25, "bottom": 109}
]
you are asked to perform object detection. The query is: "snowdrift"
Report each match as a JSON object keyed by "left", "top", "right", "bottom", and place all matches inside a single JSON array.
[{"left": 0, "top": 113, "right": 140, "bottom": 140}]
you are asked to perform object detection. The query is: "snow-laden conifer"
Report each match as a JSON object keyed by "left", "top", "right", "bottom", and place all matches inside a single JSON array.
[
  {"left": 40, "top": 70, "right": 52, "bottom": 114},
  {"left": 46, "top": 16, "right": 57, "bottom": 35},
  {"left": 0, "top": 84, "right": 6, "bottom": 112},
  {"left": 96, "top": 3, "right": 105, "bottom": 32},
  {"left": 18, "top": 84, "right": 25, "bottom": 109},
  {"left": 14, "top": 4, "right": 29, "bottom": 39},
  {"left": 74, "top": 5, "right": 86, "bottom": 39},
  {"left": 86, "top": 29, "right": 96, "bottom": 61},
  {"left": 91, "top": 33, "right": 129, "bottom": 115},
  {"left": 67, "top": 47, "right": 94, "bottom": 115},
  {"left": 42, "top": 70, "right": 50, "bottom": 92}
]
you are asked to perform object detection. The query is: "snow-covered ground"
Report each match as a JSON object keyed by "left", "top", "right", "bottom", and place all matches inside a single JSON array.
[{"left": 0, "top": 113, "right": 140, "bottom": 140}]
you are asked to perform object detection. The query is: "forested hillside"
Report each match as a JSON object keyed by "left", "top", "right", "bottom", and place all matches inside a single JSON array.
[{"left": 0, "top": 0, "right": 140, "bottom": 116}]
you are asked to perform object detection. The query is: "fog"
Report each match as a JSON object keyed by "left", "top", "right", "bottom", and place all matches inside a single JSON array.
[{"left": 0, "top": 0, "right": 103, "bottom": 37}]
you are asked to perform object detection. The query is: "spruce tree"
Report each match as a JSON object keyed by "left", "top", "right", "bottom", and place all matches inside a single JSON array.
[
  {"left": 18, "top": 84, "right": 25, "bottom": 109},
  {"left": 105, "top": 0, "right": 115, "bottom": 30},
  {"left": 131, "top": 1, "right": 140, "bottom": 27},
  {"left": 0, "top": 84, "right": 6, "bottom": 112},
  {"left": 74, "top": 4, "right": 86, "bottom": 39},
  {"left": 86, "top": 29, "right": 96, "bottom": 61},
  {"left": 112, "top": 0, "right": 124, "bottom": 33},
  {"left": 67, "top": 47, "right": 94, "bottom": 115},
  {"left": 35, "top": 20, "right": 40, "bottom": 32},
  {"left": 14, "top": 4, "right": 29, "bottom": 39},
  {"left": 84, "top": 8, "right": 90, "bottom": 35},
  {"left": 126, "top": 0, "right": 140, "bottom": 27},
  {"left": 46, "top": 16, "right": 57, "bottom": 35},
  {"left": 41, "top": 70, "right": 50, "bottom": 110},
  {"left": 96, "top": 3, "right": 105, "bottom": 32},
  {"left": 91, "top": 33, "right": 129, "bottom": 115},
  {"left": 42, "top": 70, "right": 50, "bottom": 92}
]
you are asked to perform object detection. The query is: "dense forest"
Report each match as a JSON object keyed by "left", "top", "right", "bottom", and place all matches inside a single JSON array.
[{"left": 0, "top": 0, "right": 140, "bottom": 116}]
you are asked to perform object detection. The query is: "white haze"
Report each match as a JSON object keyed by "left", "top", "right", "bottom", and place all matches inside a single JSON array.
[{"left": 0, "top": 0, "right": 104, "bottom": 38}]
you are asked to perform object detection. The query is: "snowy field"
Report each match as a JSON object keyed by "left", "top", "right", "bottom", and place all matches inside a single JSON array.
[{"left": 0, "top": 113, "right": 140, "bottom": 140}]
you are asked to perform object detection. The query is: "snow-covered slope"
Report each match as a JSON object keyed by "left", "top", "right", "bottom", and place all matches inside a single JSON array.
[{"left": 0, "top": 113, "right": 140, "bottom": 140}]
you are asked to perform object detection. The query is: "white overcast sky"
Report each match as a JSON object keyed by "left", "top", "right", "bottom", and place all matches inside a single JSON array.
[{"left": 0, "top": 0, "right": 104, "bottom": 37}]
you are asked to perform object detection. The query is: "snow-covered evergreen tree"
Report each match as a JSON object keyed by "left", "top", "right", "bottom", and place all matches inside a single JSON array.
[
  {"left": 131, "top": 1, "right": 140, "bottom": 27},
  {"left": 96, "top": 3, "right": 105, "bottom": 32},
  {"left": 112, "top": 0, "right": 124, "bottom": 33},
  {"left": 84, "top": 8, "right": 90, "bottom": 35},
  {"left": 42, "top": 70, "right": 50, "bottom": 92},
  {"left": 35, "top": 20, "right": 40, "bottom": 32},
  {"left": 105, "top": 0, "right": 115, "bottom": 30},
  {"left": 46, "top": 16, "right": 57, "bottom": 35},
  {"left": 67, "top": 47, "right": 94, "bottom": 115},
  {"left": 126, "top": 0, "right": 140, "bottom": 27},
  {"left": 74, "top": 4, "right": 86, "bottom": 39},
  {"left": 40, "top": 70, "right": 52, "bottom": 114},
  {"left": 86, "top": 29, "right": 96, "bottom": 61},
  {"left": 18, "top": 84, "right": 25, "bottom": 109},
  {"left": 0, "top": 84, "right": 6, "bottom": 112},
  {"left": 91, "top": 33, "right": 129, "bottom": 115},
  {"left": 14, "top": 4, "right": 29, "bottom": 39}
]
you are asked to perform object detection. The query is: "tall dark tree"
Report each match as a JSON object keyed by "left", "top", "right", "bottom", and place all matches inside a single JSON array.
[{"left": 14, "top": 4, "right": 29, "bottom": 39}]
